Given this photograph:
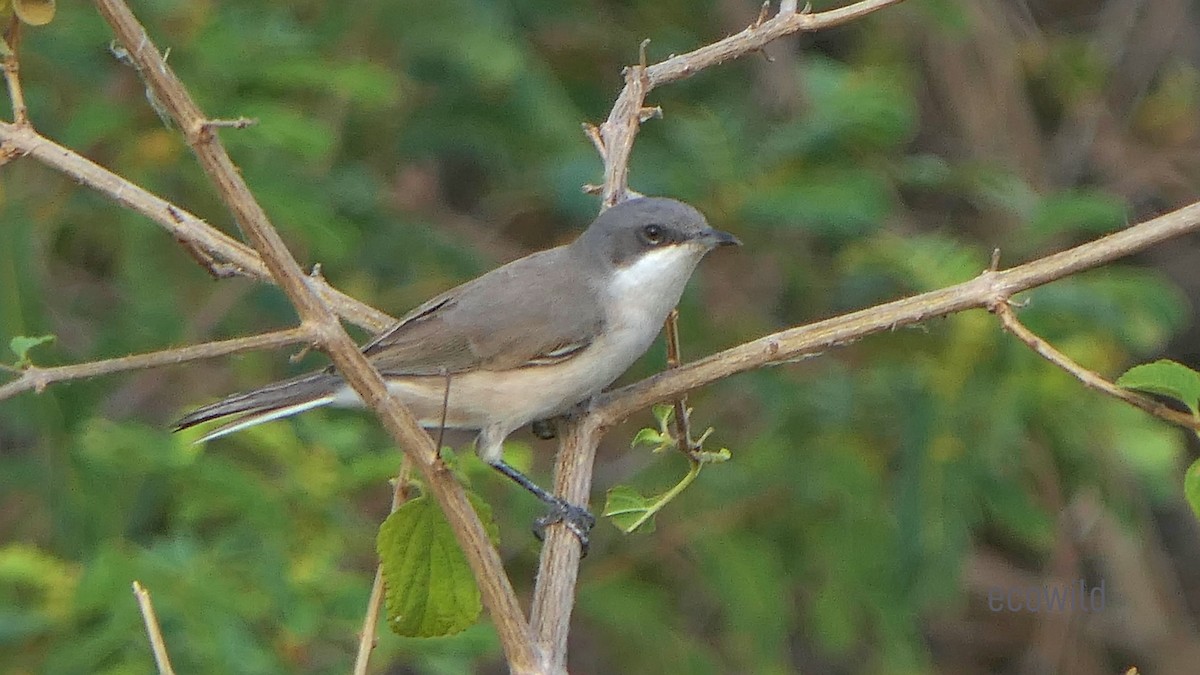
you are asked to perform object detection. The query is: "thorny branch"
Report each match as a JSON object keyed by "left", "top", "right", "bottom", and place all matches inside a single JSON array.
[
  {"left": 531, "top": 0, "right": 1200, "bottom": 666},
  {"left": 0, "top": 327, "right": 314, "bottom": 401},
  {"left": 0, "top": 122, "right": 393, "bottom": 333},
  {"left": 596, "top": 200, "right": 1200, "bottom": 426},
  {"left": 992, "top": 301, "right": 1200, "bottom": 432},
  {"left": 91, "top": 0, "right": 538, "bottom": 671},
  {"left": 532, "top": 0, "right": 907, "bottom": 666}
]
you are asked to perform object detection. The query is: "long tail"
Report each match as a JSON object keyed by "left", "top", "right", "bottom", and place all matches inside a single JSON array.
[{"left": 173, "top": 371, "right": 344, "bottom": 443}]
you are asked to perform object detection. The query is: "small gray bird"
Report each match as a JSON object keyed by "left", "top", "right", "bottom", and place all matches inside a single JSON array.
[{"left": 175, "top": 197, "right": 739, "bottom": 544}]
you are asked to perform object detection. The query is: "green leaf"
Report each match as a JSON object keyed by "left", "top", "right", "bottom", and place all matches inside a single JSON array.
[
  {"left": 1116, "top": 359, "right": 1200, "bottom": 415},
  {"left": 630, "top": 428, "right": 664, "bottom": 449},
  {"left": 652, "top": 404, "right": 674, "bottom": 427},
  {"left": 9, "top": 334, "right": 55, "bottom": 367},
  {"left": 693, "top": 447, "right": 732, "bottom": 464},
  {"left": 376, "top": 492, "right": 498, "bottom": 637},
  {"left": 603, "top": 485, "right": 657, "bottom": 534},
  {"left": 1186, "top": 459, "right": 1200, "bottom": 522}
]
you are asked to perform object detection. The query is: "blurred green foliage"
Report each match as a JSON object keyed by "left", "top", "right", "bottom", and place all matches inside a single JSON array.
[{"left": 2, "top": 0, "right": 1199, "bottom": 673}]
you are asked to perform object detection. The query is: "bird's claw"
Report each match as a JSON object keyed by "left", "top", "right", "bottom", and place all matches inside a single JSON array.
[{"left": 533, "top": 497, "right": 596, "bottom": 555}]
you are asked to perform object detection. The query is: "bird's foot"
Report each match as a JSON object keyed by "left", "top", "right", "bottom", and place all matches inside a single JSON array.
[{"left": 533, "top": 496, "right": 596, "bottom": 555}]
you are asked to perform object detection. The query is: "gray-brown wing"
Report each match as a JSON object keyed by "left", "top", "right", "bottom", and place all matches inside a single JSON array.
[{"left": 360, "top": 248, "right": 604, "bottom": 375}]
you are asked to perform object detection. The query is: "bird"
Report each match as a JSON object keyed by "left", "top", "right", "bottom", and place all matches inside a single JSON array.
[{"left": 175, "top": 197, "right": 739, "bottom": 546}]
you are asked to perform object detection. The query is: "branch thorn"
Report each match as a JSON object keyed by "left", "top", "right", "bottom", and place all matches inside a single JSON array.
[
  {"left": 289, "top": 343, "right": 314, "bottom": 363},
  {"left": 582, "top": 122, "right": 605, "bottom": 156},
  {"left": 754, "top": 1, "right": 771, "bottom": 28},
  {"left": 638, "top": 106, "right": 662, "bottom": 123}
]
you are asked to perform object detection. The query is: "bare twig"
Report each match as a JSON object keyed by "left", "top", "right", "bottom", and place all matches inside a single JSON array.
[
  {"left": 0, "top": 326, "right": 313, "bottom": 401},
  {"left": 92, "top": 1, "right": 539, "bottom": 670},
  {"left": 176, "top": 236, "right": 242, "bottom": 279},
  {"left": 992, "top": 301, "right": 1200, "bottom": 432},
  {"left": 754, "top": 1, "right": 772, "bottom": 28},
  {"left": 132, "top": 581, "right": 177, "bottom": 675},
  {"left": 592, "top": 0, "right": 906, "bottom": 206},
  {"left": 0, "top": 122, "right": 393, "bottom": 332},
  {"left": 662, "top": 309, "right": 695, "bottom": 454},
  {"left": 353, "top": 460, "right": 416, "bottom": 675},
  {"left": 1, "top": 16, "right": 29, "bottom": 126}
]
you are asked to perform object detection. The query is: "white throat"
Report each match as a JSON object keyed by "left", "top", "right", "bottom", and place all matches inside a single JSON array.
[{"left": 605, "top": 244, "right": 706, "bottom": 335}]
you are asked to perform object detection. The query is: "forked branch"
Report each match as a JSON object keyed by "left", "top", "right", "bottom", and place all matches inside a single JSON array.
[
  {"left": 992, "top": 301, "right": 1200, "bottom": 431},
  {"left": 532, "top": 0, "right": 907, "bottom": 667},
  {"left": 92, "top": 0, "right": 538, "bottom": 670}
]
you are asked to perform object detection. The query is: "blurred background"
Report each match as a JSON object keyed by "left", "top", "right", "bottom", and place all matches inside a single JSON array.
[{"left": 3, "top": 0, "right": 1200, "bottom": 673}]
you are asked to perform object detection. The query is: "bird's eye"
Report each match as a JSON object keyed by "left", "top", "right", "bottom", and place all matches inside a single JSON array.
[{"left": 641, "top": 224, "right": 665, "bottom": 245}]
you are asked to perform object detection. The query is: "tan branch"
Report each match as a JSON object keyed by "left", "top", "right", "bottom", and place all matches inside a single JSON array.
[
  {"left": 0, "top": 327, "right": 313, "bottom": 401},
  {"left": 132, "top": 581, "right": 177, "bottom": 675},
  {"left": 529, "top": 414, "right": 605, "bottom": 671},
  {"left": 594, "top": 0, "right": 906, "bottom": 205},
  {"left": 1, "top": 17, "right": 29, "bottom": 127},
  {"left": 531, "top": 198, "right": 1200, "bottom": 665},
  {"left": 534, "top": 0, "right": 911, "bottom": 664},
  {"left": 993, "top": 301, "right": 1200, "bottom": 432},
  {"left": 92, "top": 1, "right": 539, "bottom": 670},
  {"left": 0, "top": 122, "right": 392, "bottom": 332},
  {"left": 596, "top": 199, "right": 1200, "bottom": 425},
  {"left": 663, "top": 309, "right": 696, "bottom": 455}
]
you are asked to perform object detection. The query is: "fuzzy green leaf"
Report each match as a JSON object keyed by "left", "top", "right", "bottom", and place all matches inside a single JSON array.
[
  {"left": 693, "top": 447, "right": 732, "bottom": 464},
  {"left": 9, "top": 335, "right": 55, "bottom": 367},
  {"left": 376, "top": 492, "right": 498, "bottom": 637},
  {"left": 603, "top": 485, "right": 657, "bottom": 534},
  {"left": 630, "top": 428, "right": 665, "bottom": 449},
  {"left": 1116, "top": 359, "right": 1200, "bottom": 415},
  {"left": 652, "top": 404, "right": 674, "bottom": 427}
]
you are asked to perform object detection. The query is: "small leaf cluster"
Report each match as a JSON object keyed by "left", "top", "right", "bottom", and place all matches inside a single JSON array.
[{"left": 604, "top": 404, "right": 731, "bottom": 534}]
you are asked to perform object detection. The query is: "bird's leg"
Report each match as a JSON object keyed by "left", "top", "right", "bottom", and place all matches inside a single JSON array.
[
  {"left": 477, "top": 425, "right": 595, "bottom": 552},
  {"left": 487, "top": 459, "right": 596, "bottom": 555}
]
